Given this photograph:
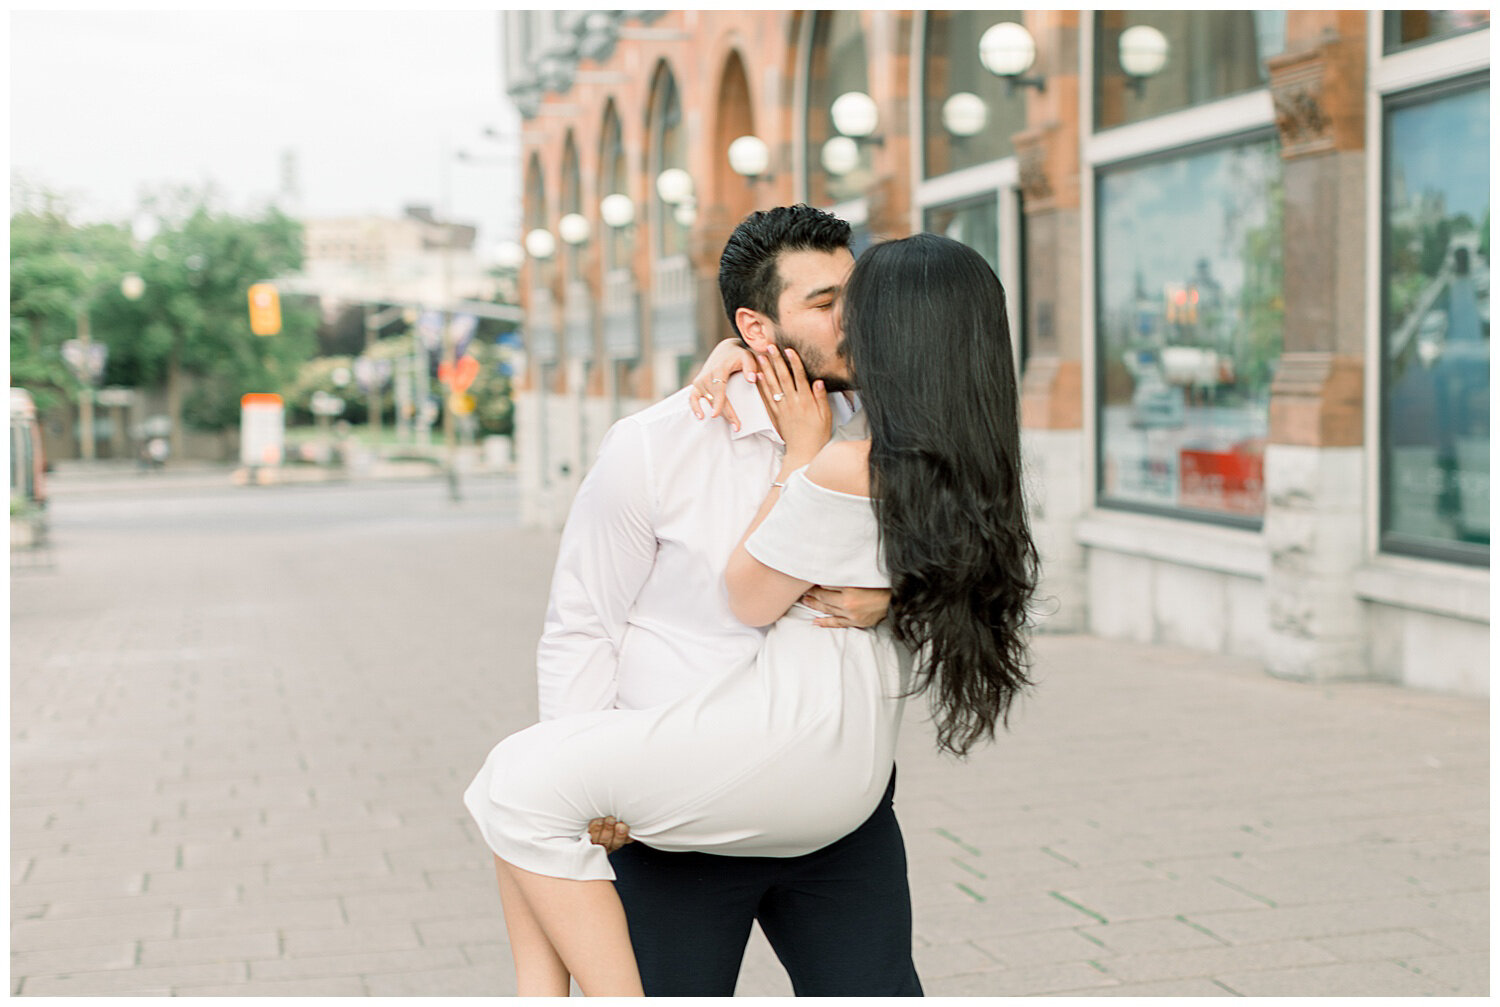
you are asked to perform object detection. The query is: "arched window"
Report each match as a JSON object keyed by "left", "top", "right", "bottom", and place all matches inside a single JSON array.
[
  {"left": 599, "top": 100, "right": 631, "bottom": 272},
  {"left": 560, "top": 132, "right": 582, "bottom": 280},
  {"left": 524, "top": 151, "right": 551, "bottom": 286},
  {"left": 922, "top": 11, "right": 1026, "bottom": 178},
  {"left": 648, "top": 63, "right": 690, "bottom": 258},
  {"left": 805, "top": 12, "right": 871, "bottom": 207}
]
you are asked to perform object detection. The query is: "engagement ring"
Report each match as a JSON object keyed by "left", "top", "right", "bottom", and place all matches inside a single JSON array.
[
  {"left": 710, "top": 377, "right": 724, "bottom": 384},
  {"left": 772, "top": 393, "right": 784, "bottom": 402}
]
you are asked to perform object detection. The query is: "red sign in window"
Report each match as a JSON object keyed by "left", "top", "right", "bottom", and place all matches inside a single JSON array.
[{"left": 1179, "top": 439, "right": 1265, "bottom": 515}]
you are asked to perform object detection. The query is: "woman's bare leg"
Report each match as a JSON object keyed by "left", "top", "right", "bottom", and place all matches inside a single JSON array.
[
  {"left": 498, "top": 857, "right": 643, "bottom": 996},
  {"left": 493, "top": 855, "right": 570, "bottom": 996}
]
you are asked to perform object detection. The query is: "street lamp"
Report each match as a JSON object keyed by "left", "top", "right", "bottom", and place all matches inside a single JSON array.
[
  {"left": 1119, "top": 25, "right": 1169, "bottom": 97},
  {"left": 525, "top": 228, "right": 557, "bottom": 260},
  {"left": 979, "top": 21, "right": 1046, "bottom": 93},
  {"left": 727, "top": 135, "right": 772, "bottom": 184},
  {"left": 941, "top": 92, "right": 989, "bottom": 137},
  {"left": 655, "top": 168, "right": 694, "bottom": 207},
  {"left": 829, "top": 91, "right": 881, "bottom": 142},
  {"left": 492, "top": 241, "right": 525, "bottom": 269},
  {"left": 558, "top": 212, "right": 591, "bottom": 246},
  {"left": 600, "top": 193, "right": 635, "bottom": 229}
]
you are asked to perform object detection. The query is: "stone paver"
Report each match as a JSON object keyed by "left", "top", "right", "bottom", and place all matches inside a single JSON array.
[{"left": 10, "top": 473, "right": 1487, "bottom": 995}]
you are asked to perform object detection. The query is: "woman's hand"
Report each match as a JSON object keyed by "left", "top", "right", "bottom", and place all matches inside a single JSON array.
[
  {"left": 758, "top": 346, "right": 831, "bottom": 469},
  {"left": 687, "top": 339, "right": 758, "bottom": 432}
]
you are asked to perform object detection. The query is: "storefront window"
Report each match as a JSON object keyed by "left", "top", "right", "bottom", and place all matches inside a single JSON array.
[
  {"left": 1096, "top": 135, "right": 1283, "bottom": 523},
  {"left": 922, "top": 11, "right": 1024, "bottom": 177},
  {"left": 649, "top": 65, "right": 689, "bottom": 258},
  {"left": 806, "top": 12, "right": 872, "bottom": 206},
  {"left": 925, "top": 196, "right": 1000, "bottom": 278},
  {"left": 1384, "top": 11, "right": 1489, "bottom": 53},
  {"left": 1094, "top": 11, "right": 1285, "bottom": 131},
  {"left": 925, "top": 193, "right": 1026, "bottom": 367},
  {"left": 1381, "top": 80, "right": 1489, "bottom": 561}
]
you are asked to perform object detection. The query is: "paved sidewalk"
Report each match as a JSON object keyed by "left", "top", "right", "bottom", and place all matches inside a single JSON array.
[{"left": 11, "top": 481, "right": 1488, "bottom": 995}]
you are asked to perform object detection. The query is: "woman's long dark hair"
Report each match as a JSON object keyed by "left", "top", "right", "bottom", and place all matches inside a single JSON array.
[{"left": 843, "top": 233, "right": 1039, "bottom": 758}]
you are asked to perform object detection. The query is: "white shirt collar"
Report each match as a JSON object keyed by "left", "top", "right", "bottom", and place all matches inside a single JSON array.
[{"left": 724, "top": 373, "right": 861, "bottom": 443}]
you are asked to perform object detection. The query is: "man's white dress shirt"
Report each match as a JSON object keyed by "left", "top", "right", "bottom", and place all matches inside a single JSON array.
[{"left": 537, "top": 374, "right": 863, "bottom": 721}]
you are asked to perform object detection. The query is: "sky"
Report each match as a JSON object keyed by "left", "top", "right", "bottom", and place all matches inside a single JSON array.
[{"left": 10, "top": 10, "right": 523, "bottom": 251}]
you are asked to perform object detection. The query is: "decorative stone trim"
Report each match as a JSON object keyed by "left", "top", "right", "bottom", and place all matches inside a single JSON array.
[
  {"left": 1020, "top": 356, "right": 1082, "bottom": 431},
  {"left": 1267, "top": 22, "right": 1366, "bottom": 159},
  {"left": 1268, "top": 352, "right": 1363, "bottom": 447},
  {"left": 1012, "top": 127, "right": 1055, "bottom": 207}
]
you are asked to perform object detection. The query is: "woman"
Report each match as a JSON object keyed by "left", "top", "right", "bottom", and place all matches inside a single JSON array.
[{"left": 463, "top": 233, "right": 1039, "bottom": 995}]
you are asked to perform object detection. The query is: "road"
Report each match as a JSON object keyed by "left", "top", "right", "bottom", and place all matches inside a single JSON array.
[{"left": 10, "top": 471, "right": 1488, "bottom": 995}]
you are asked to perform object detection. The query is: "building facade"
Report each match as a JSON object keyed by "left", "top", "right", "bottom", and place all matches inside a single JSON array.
[{"left": 501, "top": 10, "right": 1489, "bottom": 695}]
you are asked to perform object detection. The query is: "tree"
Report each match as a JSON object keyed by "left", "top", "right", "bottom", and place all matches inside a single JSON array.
[
  {"left": 10, "top": 194, "right": 136, "bottom": 414},
  {"left": 100, "top": 188, "right": 319, "bottom": 454}
]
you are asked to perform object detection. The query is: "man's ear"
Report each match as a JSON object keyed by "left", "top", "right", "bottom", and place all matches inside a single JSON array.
[{"left": 735, "top": 307, "right": 775, "bottom": 355}]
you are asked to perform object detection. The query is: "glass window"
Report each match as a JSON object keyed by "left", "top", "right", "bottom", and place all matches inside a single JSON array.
[
  {"left": 1384, "top": 11, "right": 1489, "bottom": 52},
  {"left": 925, "top": 195, "right": 1000, "bottom": 278},
  {"left": 649, "top": 66, "right": 689, "bottom": 258},
  {"left": 922, "top": 11, "right": 1025, "bottom": 177},
  {"left": 560, "top": 134, "right": 581, "bottom": 279},
  {"left": 925, "top": 192, "right": 1026, "bottom": 367},
  {"left": 524, "top": 153, "right": 553, "bottom": 287},
  {"left": 599, "top": 103, "right": 631, "bottom": 273},
  {"left": 1380, "top": 80, "right": 1489, "bottom": 562},
  {"left": 1096, "top": 135, "right": 1283, "bottom": 523},
  {"left": 1094, "top": 11, "right": 1285, "bottom": 131},
  {"left": 806, "top": 12, "right": 872, "bottom": 206}
]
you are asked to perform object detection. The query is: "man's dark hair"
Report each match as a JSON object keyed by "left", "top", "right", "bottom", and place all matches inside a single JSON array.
[{"left": 717, "top": 204, "right": 852, "bottom": 341}]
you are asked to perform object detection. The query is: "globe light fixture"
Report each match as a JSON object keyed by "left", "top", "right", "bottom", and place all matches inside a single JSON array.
[
  {"left": 655, "top": 167, "right": 694, "bottom": 205},
  {"left": 558, "top": 212, "right": 591, "bottom": 246},
  {"left": 727, "top": 135, "right": 771, "bottom": 180},
  {"left": 941, "top": 92, "right": 989, "bottom": 138},
  {"left": 120, "top": 272, "right": 145, "bottom": 301},
  {"left": 829, "top": 91, "right": 879, "bottom": 140},
  {"left": 492, "top": 241, "right": 526, "bottom": 269},
  {"left": 1119, "top": 24, "right": 1169, "bottom": 97},
  {"left": 599, "top": 193, "right": 635, "bottom": 229},
  {"left": 673, "top": 199, "right": 697, "bottom": 228},
  {"left": 979, "top": 21, "right": 1046, "bottom": 93},
  {"left": 524, "top": 228, "right": 557, "bottom": 260},
  {"left": 820, "top": 135, "right": 861, "bottom": 177}
]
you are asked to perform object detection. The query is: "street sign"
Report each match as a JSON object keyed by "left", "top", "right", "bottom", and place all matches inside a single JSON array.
[
  {"left": 61, "top": 340, "right": 108, "bottom": 383},
  {"left": 248, "top": 283, "right": 282, "bottom": 336},
  {"left": 240, "top": 393, "right": 285, "bottom": 466},
  {"left": 449, "top": 313, "right": 479, "bottom": 359},
  {"left": 438, "top": 354, "right": 480, "bottom": 394}
]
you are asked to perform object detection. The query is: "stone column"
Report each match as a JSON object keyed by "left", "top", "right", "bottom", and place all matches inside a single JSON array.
[
  {"left": 1015, "top": 10, "right": 1088, "bottom": 632},
  {"left": 1262, "top": 13, "right": 1369, "bottom": 681}
]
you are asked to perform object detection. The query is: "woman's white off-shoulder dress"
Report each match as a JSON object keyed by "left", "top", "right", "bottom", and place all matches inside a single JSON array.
[{"left": 463, "top": 466, "right": 911, "bottom": 881}]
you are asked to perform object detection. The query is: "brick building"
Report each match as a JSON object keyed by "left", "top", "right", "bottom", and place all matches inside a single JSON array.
[{"left": 500, "top": 10, "right": 1489, "bottom": 695}]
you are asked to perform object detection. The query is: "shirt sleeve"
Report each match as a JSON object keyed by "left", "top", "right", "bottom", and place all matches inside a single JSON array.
[
  {"left": 744, "top": 469, "right": 888, "bottom": 588},
  {"left": 535, "top": 418, "right": 658, "bottom": 720}
]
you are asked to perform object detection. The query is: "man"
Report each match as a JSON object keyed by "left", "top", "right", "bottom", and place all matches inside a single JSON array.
[{"left": 534, "top": 204, "right": 922, "bottom": 996}]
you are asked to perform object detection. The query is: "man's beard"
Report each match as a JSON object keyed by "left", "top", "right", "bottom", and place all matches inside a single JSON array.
[{"left": 772, "top": 327, "right": 855, "bottom": 393}]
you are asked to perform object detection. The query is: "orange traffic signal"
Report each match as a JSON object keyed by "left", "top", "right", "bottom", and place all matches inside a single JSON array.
[{"left": 248, "top": 283, "right": 282, "bottom": 336}]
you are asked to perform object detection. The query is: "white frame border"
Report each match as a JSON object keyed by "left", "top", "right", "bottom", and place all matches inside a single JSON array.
[{"left": 1361, "top": 13, "right": 1491, "bottom": 573}]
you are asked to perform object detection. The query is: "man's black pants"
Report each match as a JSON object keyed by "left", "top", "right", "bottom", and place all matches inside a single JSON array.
[{"left": 610, "top": 769, "right": 923, "bottom": 996}]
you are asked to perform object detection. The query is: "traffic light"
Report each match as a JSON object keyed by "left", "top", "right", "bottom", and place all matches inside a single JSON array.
[{"left": 248, "top": 283, "right": 282, "bottom": 336}]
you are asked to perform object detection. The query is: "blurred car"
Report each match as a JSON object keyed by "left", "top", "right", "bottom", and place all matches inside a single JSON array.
[{"left": 10, "top": 388, "right": 47, "bottom": 510}]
